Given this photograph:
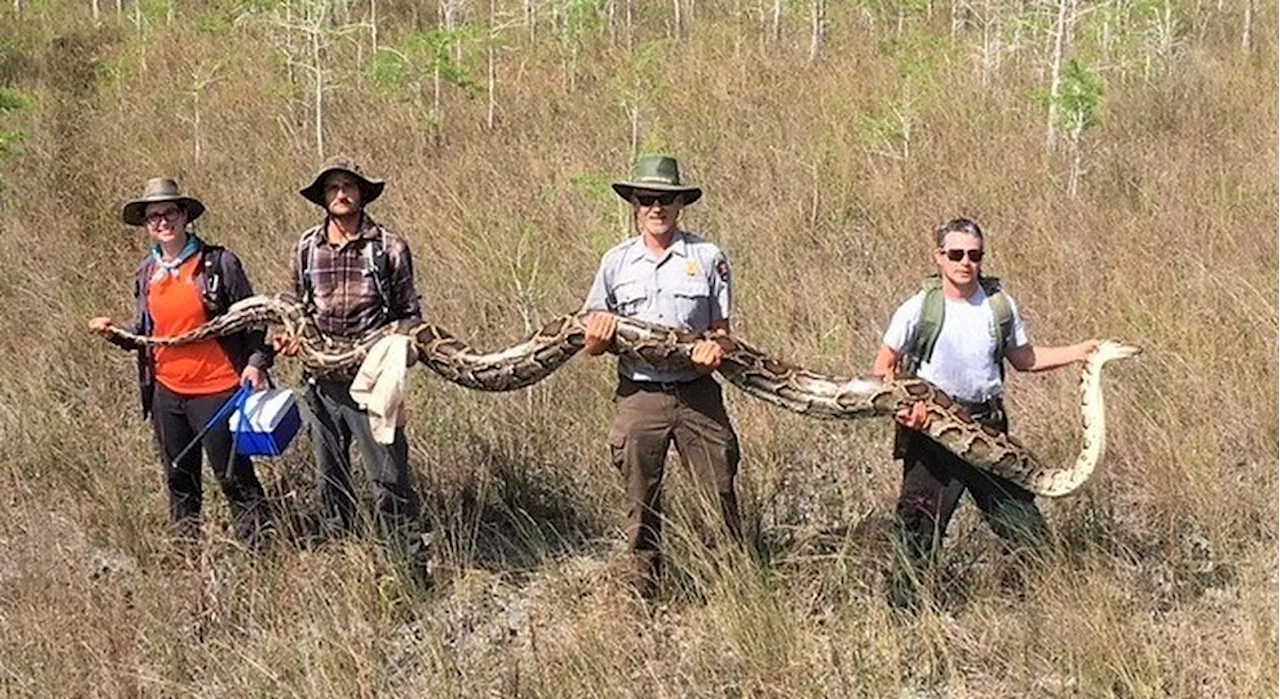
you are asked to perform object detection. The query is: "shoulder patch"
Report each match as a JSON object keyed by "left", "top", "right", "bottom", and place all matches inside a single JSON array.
[{"left": 716, "top": 258, "right": 730, "bottom": 282}]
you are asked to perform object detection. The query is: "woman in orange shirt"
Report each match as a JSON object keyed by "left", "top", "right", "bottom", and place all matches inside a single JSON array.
[{"left": 89, "top": 178, "right": 273, "bottom": 548}]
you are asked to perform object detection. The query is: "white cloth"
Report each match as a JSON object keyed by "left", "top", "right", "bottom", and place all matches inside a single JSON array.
[
  {"left": 882, "top": 286, "right": 1030, "bottom": 403},
  {"left": 349, "top": 335, "right": 414, "bottom": 444}
]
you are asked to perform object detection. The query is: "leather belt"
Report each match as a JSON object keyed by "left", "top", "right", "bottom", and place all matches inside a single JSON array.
[
  {"left": 619, "top": 375, "right": 711, "bottom": 393},
  {"left": 955, "top": 396, "right": 1004, "bottom": 418}
]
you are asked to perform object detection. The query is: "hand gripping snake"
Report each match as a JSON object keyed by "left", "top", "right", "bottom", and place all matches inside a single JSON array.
[{"left": 101, "top": 294, "right": 1140, "bottom": 497}]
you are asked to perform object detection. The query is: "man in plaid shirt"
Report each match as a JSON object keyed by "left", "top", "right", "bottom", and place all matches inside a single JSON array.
[{"left": 278, "top": 156, "right": 429, "bottom": 578}]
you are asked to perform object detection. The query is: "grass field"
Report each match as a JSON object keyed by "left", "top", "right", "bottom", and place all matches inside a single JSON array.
[{"left": 0, "top": 0, "right": 1276, "bottom": 696}]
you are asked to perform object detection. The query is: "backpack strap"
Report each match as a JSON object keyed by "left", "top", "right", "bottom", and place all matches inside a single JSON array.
[
  {"left": 297, "top": 227, "right": 321, "bottom": 316},
  {"left": 980, "top": 276, "right": 1013, "bottom": 355},
  {"left": 137, "top": 240, "right": 228, "bottom": 316},
  {"left": 903, "top": 275, "right": 1012, "bottom": 377},
  {"left": 364, "top": 224, "right": 393, "bottom": 317},
  {"left": 980, "top": 276, "right": 1014, "bottom": 380},
  {"left": 903, "top": 275, "right": 944, "bottom": 376},
  {"left": 199, "top": 243, "right": 228, "bottom": 314},
  {"left": 135, "top": 257, "right": 155, "bottom": 334}
]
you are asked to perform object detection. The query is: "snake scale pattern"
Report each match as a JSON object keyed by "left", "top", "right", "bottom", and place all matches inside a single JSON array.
[{"left": 102, "top": 294, "right": 1140, "bottom": 497}]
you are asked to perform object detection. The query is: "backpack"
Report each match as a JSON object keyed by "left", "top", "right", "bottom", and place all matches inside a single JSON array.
[
  {"left": 901, "top": 274, "right": 1013, "bottom": 378},
  {"left": 296, "top": 222, "right": 393, "bottom": 318}
]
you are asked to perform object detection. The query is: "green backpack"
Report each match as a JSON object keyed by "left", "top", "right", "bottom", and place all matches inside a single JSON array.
[{"left": 901, "top": 275, "right": 1014, "bottom": 378}]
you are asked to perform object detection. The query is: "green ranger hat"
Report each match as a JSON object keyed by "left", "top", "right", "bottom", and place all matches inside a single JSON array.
[{"left": 611, "top": 154, "right": 703, "bottom": 205}]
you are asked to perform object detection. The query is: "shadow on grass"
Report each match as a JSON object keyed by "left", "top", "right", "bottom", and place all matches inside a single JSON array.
[
  {"left": 258, "top": 438, "right": 610, "bottom": 575},
  {"left": 418, "top": 432, "right": 613, "bottom": 577}
]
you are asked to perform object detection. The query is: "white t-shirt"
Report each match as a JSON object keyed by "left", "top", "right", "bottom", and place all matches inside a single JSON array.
[{"left": 882, "top": 286, "right": 1030, "bottom": 403}]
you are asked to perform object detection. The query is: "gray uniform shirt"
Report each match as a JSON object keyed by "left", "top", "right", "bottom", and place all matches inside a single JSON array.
[{"left": 583, "top": 230, "right": 732, "bottom": 383}]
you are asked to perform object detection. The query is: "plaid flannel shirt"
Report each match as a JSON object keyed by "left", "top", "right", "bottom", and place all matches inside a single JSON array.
[{"left": 292, "top": 214, "right": 422, "bottom": 339}]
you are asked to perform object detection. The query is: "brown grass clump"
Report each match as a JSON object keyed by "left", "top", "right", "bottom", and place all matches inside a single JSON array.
[{"left": 0, "top": 1, "right": 1275, "bottom": 696}]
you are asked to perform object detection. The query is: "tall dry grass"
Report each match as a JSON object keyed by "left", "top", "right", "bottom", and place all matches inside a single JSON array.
[{"left": 0, "top": 1, "right": 1276, "bottom": 696}]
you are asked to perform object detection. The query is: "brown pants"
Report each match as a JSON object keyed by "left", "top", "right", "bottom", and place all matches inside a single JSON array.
[{"left": 609, "top": 375, "right": 742, "bottom": 598}]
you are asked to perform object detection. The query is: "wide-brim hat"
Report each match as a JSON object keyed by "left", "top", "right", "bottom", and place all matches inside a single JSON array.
[
  {"left": 121, "top": 178, "right": 206, "bottom": 227},
  {"left": 611, "top": 154, "right": 703, "bottom": 205},
  {"left": 299, "top": 155, "right": 386, "bottom": 208}
]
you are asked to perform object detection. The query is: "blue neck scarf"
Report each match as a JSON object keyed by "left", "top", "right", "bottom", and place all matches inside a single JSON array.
[{"left": 151, "top": 235, "right": 202, "bottom": 280}]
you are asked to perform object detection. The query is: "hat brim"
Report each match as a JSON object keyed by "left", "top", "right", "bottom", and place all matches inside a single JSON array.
[
  {"left": 299, "top": 167, "right": 385, "bottom": 208},
  {"left": 611, "top": 182, "right": 703, "bottom": 205},
  {"left": 121, "top": 196, "right": 206, "bottom": 227}
]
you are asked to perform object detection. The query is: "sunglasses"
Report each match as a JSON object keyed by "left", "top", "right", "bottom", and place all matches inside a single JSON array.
[
  {"left": 145, "top": 208, "right": 183, "bottom": 226},
  {"left": 942, "top": 248, "right": 984, "bottom": 263},
  {"left": 633, "top": 192, "right": 679, "bottom": 207}
]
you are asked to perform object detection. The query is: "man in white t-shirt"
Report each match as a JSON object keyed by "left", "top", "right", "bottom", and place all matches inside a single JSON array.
[{"left": 872, "top": 217, "right": 1098, "bottom": 608}]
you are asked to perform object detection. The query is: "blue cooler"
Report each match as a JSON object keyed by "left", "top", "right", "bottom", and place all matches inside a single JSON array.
[{"left": 229, "top": 388, "right": 302, "bottom": 457}]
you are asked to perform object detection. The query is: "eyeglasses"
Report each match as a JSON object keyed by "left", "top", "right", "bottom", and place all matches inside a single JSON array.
[
  {"left": 942, "top": 248, "right": 984, "bottom": 263},
  {"left": 633, "top": 192, "right": 679, "bottom": 207},
  {"left": 145, "top": 208, "right": 183, "bottom": 226}
]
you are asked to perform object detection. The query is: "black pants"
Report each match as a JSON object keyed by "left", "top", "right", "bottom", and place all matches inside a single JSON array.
[
  {"left": 151, "top": 384, "right": 270, "bottom": 546},
  {"left": 305, "top": 376, "right": 424, "bottom": 546},
  {"left": 893, "top": 403, "right": 1049, "bottom": 578}
]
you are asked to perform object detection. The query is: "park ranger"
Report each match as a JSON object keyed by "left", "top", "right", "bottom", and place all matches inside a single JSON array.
[{"left": 582, "top": 154, "right": 742, "bottom": 600}]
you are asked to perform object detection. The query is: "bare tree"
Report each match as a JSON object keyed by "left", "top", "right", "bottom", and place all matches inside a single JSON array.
[
  {"left": 308, "top": 4, "right": 326, "bottom": 156},
  {"left": 978, "top": 1, "right": 1004, "bottom": 86},
  {"left": 1045, "top": 0, "right": 1075, "bottom": 149},
  {"left": 624, "top": 0, "right": 633, "bottom": 50},
  {"left": 240, "top": 0, "right": 369, "bottom": 157},
  {"left": 808, "top": 0, "right": 825, "bottom": 62},
  {"left": 487, "top": 0, "right": 496, "bottom": 130},
  {"left": 1241, "top": 0, "right": 1254, "bottom": 52},
  {"left": 441, "top": 0, "right": 465, "bottom": 62},
  {"left": 185, "top": 61, "right": 224, "bottom": 167}
]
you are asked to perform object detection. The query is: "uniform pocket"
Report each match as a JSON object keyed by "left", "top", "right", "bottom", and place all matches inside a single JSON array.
[
  {"left": 608, "top": 432, "right": 627, "bottom": 475},
  {"left": 612, "top": 282, "right": 646, "bottom": 315},
  {"left": 723, "top": 431, "right": 741, "bottom": 481},
  {"left": 671, "top": 281, "right": 711, "bottom": 324}
]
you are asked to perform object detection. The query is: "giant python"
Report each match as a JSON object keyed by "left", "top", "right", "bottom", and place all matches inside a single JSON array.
[{"left": 101, "top": 294, "right": 1140, "bottom": 497}]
